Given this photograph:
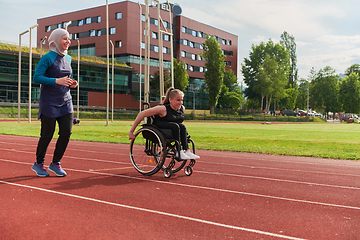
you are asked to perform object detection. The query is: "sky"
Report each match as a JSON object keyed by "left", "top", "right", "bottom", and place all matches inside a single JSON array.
[{"left": 1, "top": 0, "right": 360, "bottom": 82}]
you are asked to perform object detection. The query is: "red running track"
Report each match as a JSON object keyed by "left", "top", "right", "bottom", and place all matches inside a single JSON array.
[{"left": 0, "top": 134, "right": 360, "bottom": 239}]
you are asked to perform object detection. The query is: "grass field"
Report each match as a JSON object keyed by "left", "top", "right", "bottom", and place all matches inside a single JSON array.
[{"left": 1, "top": 120, "right": 360, "bottom": 160}]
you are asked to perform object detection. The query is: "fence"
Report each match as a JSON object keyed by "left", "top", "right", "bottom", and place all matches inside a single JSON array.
[{"left": 0, "top": 103, "right": 318, "bottom": 122}]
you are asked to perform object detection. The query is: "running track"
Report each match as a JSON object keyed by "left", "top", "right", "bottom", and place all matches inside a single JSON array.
[{"left": 0, "top": 134, "right": 359, "bottom": 239}]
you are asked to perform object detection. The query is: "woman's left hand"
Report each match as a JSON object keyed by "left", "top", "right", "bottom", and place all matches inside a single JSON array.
[{"left": 69, "top": 79, "right": 78, "bottom": 88}]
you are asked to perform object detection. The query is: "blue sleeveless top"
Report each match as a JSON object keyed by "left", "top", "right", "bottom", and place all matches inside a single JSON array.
[{"left": 34, "top": 51, "right": 74, "bottom": 119}]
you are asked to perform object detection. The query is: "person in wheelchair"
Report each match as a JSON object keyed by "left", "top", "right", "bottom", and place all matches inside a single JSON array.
[{"left": 129, "top": 87, "right": 200, "bottom": 160}]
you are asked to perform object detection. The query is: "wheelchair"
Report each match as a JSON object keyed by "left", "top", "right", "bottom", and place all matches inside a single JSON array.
[{"left": 129, "top": 103, "right": 196, "bottom": 178}]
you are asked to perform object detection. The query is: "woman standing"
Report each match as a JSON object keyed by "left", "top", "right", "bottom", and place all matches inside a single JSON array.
[
  {"left": 31, "top": 28, "right": 78, "bottom": 177},
  {"left": 129, "top": 87, "right": 199, "bottom": 160}
]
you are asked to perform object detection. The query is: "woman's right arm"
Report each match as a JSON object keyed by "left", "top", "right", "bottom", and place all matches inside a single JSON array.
[
  {"left": 129, "top": 105, "right": 166, "bottom": 140},
  {"left": 33, "top": 54, "right": 57, "bottom": 85}
]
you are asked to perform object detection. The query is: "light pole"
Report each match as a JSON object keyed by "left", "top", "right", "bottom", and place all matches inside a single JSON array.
[
  {"left": 28, "top": 24, "right": 38, "bottom": 123},
  {"left": 65, "top": 21, "right": 72, "bottom": 30},
  {"left": 138, "top": 2, "right": 142, "bottom": 112},
  {"left": 39, "top": 36, "right": 47, "bottom": 57},
  {"left": 18, "top": 30, "right": 29, "bottom": 123},
  {"left": 106, "top": 0, "right": 109, "bottom": 126},
  {"left": 77, "top": 40, "right": 80, "bottom": 119},
  {"left": 307, "top": 80, "right": 309, "bottom": 117},
  {"left": 167, "top": 1, "right": 174, "bottom": 88},
  {"left": 110, "top": 40, "right": 114, "bottom": 123}
]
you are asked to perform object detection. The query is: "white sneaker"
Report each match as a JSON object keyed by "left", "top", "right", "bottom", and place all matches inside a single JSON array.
[
  {"left": 179, "top": 150, "right": 190, "bottom": 160},
  {"left": 185, "top": 149, "right": 200, "bottom": 159}
]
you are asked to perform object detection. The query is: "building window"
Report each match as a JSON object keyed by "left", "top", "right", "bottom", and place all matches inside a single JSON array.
[
  {"left": 97, "top": 30, "right": 102, "bottom": 36},
  {"left": 200, "top": 44, "right": 203, "bottom": 50},
  {"left": 141, "top": 42, "right": 145, "bottom": 49},
  {"left": 181, "top": 51, "right": 186, "bottom": 57},
  {"left": 189, "top": 42, "right": 194, "bottom": 48},
  {"left": 191, "top": 54, "right": 196, "bottom": 60},
  {"left": 225, "top": 61, "right": 231, "bottom": 66},
  {"left": 73, "top": 33, "right": 79, "bottom": 39},
  {"left": 154, "top": 46, "right": 159, "bottom": 53},
  {"left": 110, "top": 27, "right": 116, "bottom": 34},
  {"left": 200, "top": 67, "right": 204, "bottom": 73},
  {"left": 198, "top": 55, "right": 202, "bottom": 61},
  {"left": 163, "top": 47, "right": 167, "bottom": 53},
  {"left": 164, "top": 21, "right": 169, "bottom": 28},
  {"left": 163, "top": 34, "right": 169, "bottom": 41},
  {"left": 197, "top": 31, "right": 203, "bottom": 38},
  {"left": 97, "top": 16, "right": 101, "bottom": 23},
  {"left": 192, "top": 30, "right": 196, "bottom": 37},
  {"left": 46, "top": 26, "right": 51, "bottom": 32},
  {"left": 182, "top": 26, "right": 186, "bottom": 33},
  {"left": 154, "top": 19, "right": 158, "bottom": 26},
  {"left": 189, "top": 65, "right": 193, "bottom": 72},
  {"left": 152, "top": 32, "right": 158, "bottom": 39},
  {"left": 57, "top": 23, "right": 61, "bottom": 28},
  {"left": 142, "top": 14, "right": 145, "bottom": 22},
  {"left": 78, "top": 20, "right": 84, "bottom": 26},
  {"left": 90, "top": 30, "right": 96, "bottom": 37},
  {"left": 222, "top": 39, "right": 226, "bottom": 45},
  {"left": 86, "top": 17, "right": 91, "bottom": 24},
  {"left": 116, "top": 40, "right": 122, "bottom": 48},
  {"left": 116, "top": 12, "right": 122, "bottom": 19},
  {"left": 183, "top": 39, "right": 188, "bottom": 46}
]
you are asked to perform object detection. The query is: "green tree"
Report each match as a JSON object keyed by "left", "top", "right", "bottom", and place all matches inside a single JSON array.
[
  {"left": 150, "top": 58, "right": 189, "bottom": 95},
  {"left": 280, "top": 31, "right": 298, "bottom": 87},
  {"left": 296, "top": 78, "right": 309, "bottom": 110},
  {"left": 338, "top": 72, "right": 360, "bottom": 113},
  {"left": 241, "top": 39, "right": 290, "bottom": 109},
  {"left": 150, "top": 70, "right": 171, "bottom": 95},
  {"left": 202, "top": 35, "right": 226, "bottom": 114},
  {"left": 310, "top": 66, "right": 339, "bottom": 115},
  {"left": 255, "top": 54, "right": 288, "bottom": 112},
  {"left": 345, "top": 64, "right": 360, "bottom": 76},
  {"left": 173, "top": 58, "right": 189, "bottom": 91},
  {"left": 218, "top": 69, "right": 243, "bottom": 110}
]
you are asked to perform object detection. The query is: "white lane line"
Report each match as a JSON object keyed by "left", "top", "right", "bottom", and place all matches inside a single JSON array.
[
  {"left": 197, "top": 170, "right": 360, "bottom": 190},
  {"left": 2, "top": 158, "right": 360, "bottom": 211},
  {"left": 0, "top": 180, "right": 306, "bottom": 240},
  {"left": 1, "top": 145, "right": 359, "bottom": 178},
  {"left": 0, "top": 136, "right": 358, "bottom": 168},
  {"left": 0, "top": 148, "right": 131, "bottom": 165},
  {"left": 1, "top": 135, "right": 359, "bottom": 167},
  {"left": 1, "top": 149, "right": 360, "bottom": 190}
]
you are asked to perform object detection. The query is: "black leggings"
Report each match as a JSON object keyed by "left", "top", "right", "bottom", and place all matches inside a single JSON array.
[
  {"left": 36, "top": 113, "right": 73, "bottom": 164},
  {"left": 155, "top": 122, "right": 188, "bottom": 150}
]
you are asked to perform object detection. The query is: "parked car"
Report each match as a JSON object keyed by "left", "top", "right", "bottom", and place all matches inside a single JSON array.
[
  {"left": 314, "top": 112, "right": 323, "bottom": 118},
  {"left": 295, "top": 110, "right": 307, "bottom": 116},
  {"left": 308, "top": 111, "right": 315, "bottom": 117},
  {"left": 340, "top": 113, "right": 359, "bottom": 122},
  {"left": 281, "top": 110, "right": 300, "bottom": 116}
]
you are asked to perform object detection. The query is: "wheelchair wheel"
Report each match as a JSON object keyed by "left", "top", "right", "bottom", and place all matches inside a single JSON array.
[
  {"left": 184, "top": 166, "right": 193, "bottom": 176},
  {"left": 163, "top": 168, "right": 172, "bottom": 178},
  {"left": 130, "top": 127, "right": 166, "bottom": 176}
]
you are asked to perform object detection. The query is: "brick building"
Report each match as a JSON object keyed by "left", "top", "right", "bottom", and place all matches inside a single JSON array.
[{"left": 37, "top": 1, "right": 238, "bottom": 110}]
